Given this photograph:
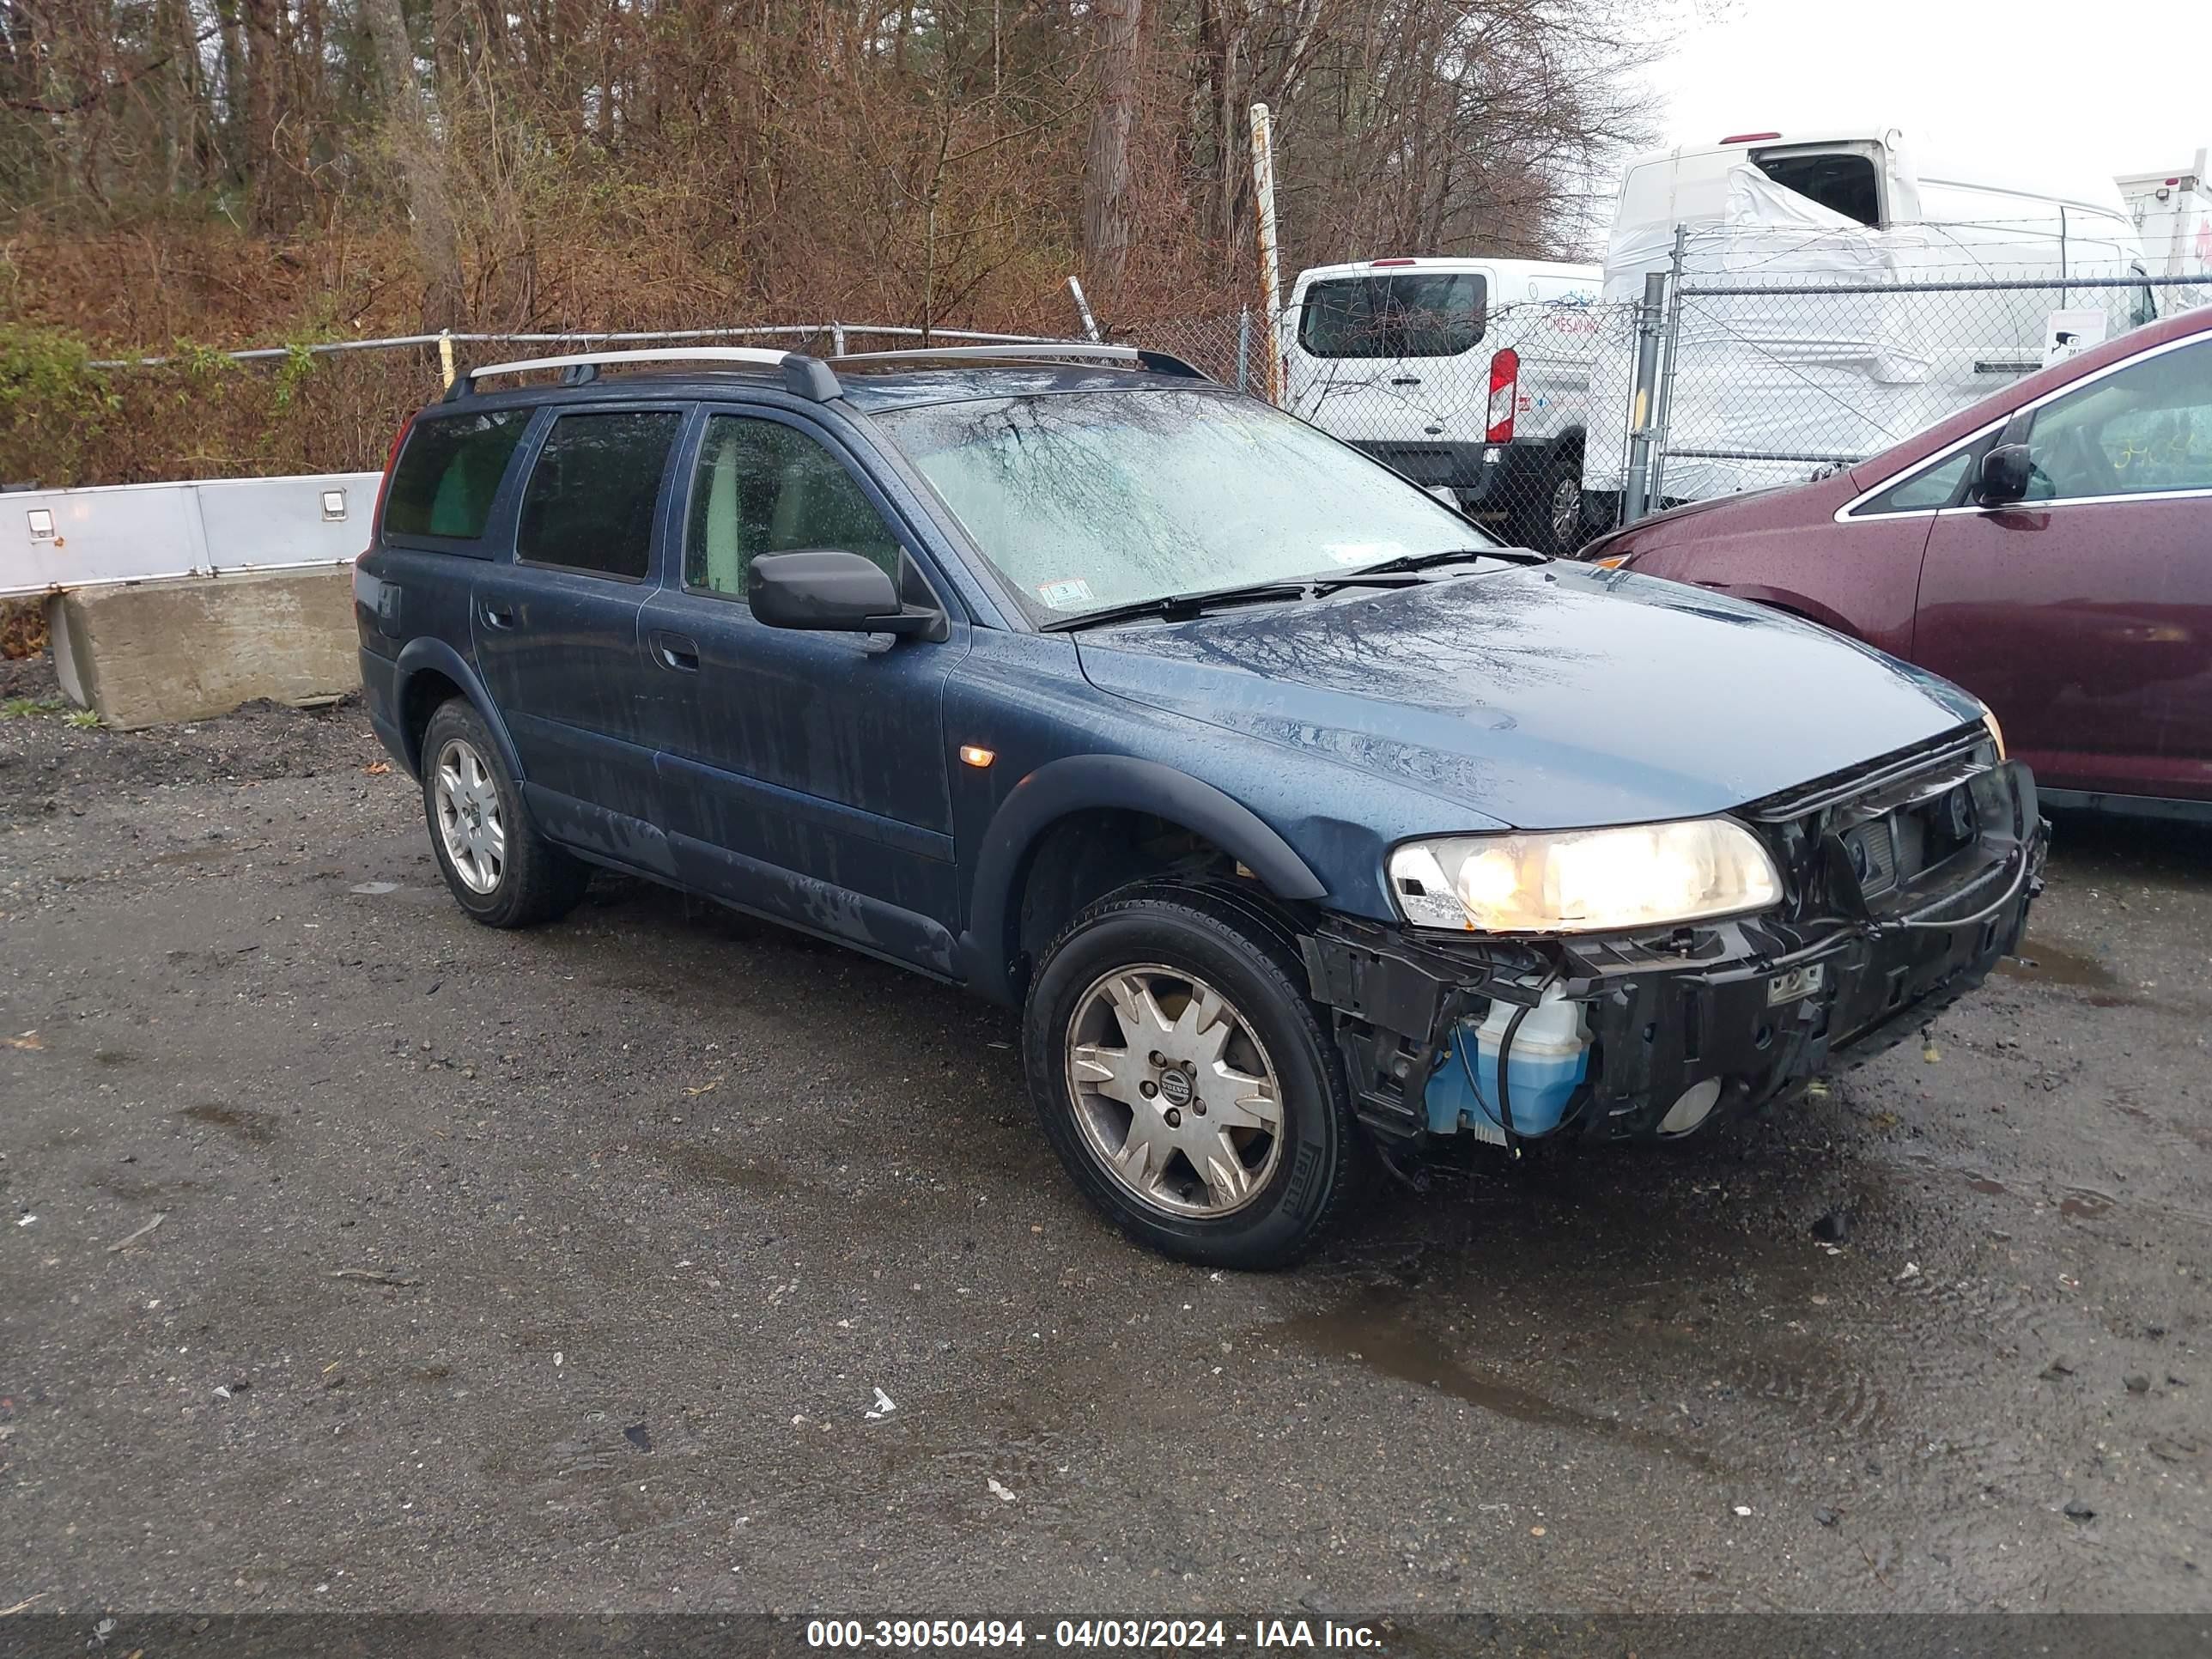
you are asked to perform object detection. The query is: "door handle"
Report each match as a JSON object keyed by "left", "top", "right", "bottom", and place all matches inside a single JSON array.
[
  {"left": 1390, "top": 375, "right": 1422, "bottom": 386},
  {"left": 479, "top": 603, "right": 516, "bottom": 629},
  {"left": 652, "top": 630, "right": 701, "bottom": 672}
]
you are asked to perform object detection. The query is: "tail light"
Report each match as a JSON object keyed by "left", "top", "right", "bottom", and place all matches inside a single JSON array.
[
  {"left": 363, "top": 413, "right": 415, "bottom": 558},
  {"left": 1485, "top": 349, "right": 1519, "bottom": 443}
]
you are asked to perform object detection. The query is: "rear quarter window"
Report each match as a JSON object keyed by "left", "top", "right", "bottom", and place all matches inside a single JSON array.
[{"left": 383, "top": 408, "right": 532, "bottom": 542}]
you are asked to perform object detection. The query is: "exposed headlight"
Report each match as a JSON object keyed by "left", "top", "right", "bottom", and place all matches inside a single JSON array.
[
  {"left": 1981, "top": 708, "right": 2007, "bottom": 760},
  {"left": 1388, "top": 819, "right": 1783, "bottom": 934}
]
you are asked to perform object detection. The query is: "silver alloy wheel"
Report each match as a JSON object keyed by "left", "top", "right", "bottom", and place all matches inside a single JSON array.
[
  {"left": 1064, "top": 964, "right": 1285, "bottom": 1219},
  {"left": 1551, "top": 472, "right": 1583, "bottom": 548},
  {"left": 433, "top": 737, "right": 506, "bottom": 895}
]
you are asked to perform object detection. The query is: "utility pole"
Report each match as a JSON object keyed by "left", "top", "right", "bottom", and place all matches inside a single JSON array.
[{"left": 1249, "top": 101, "right": 1284, "bottom": 407}]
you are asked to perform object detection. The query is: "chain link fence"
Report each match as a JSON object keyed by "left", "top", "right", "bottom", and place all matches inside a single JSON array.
[
  {"left": 1139, "top": 296, "right": 1644, "bottom": 556},
  {"left": 17, "top": 325, "right": 1066, "bottom": 491},
  {"left": 31, "top": 270, "right": 2209, "bottom": 552},
  {"left": 1587, "top": 244, "right": 2212, "bottom": 527}
]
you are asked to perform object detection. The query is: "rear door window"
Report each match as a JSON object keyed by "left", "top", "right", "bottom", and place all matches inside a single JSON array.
[
  {"left": 515, "top": 410, "right": 683, "bottom": 580},
  {"left": 383, "top": 409, "right": 531, "bottom": 541},
  {"left": 1297, "top": 272, "right": 1486, "bottom": 359}
]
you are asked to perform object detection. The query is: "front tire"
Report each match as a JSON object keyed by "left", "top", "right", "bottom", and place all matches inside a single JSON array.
[
  {"left": 420, "top": 699, "right": 590, "bottom": 928},
  {"left": 1022, "top": 882, "right": 1368, "bottom": 1269}
]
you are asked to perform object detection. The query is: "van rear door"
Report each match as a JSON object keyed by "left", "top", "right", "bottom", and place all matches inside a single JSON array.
[{"left": 1285, "top": 267, "right": 1489, "bottom": 463}]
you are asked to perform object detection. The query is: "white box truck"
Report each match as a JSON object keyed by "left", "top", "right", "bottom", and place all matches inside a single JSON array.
[
  {"left": 1283, "top": 257, "right": 1601, "bottom": 553},
  {"left": 2118, "top": 149, "right": 2211, "bottom": 311},
  {"left": 1585, "top": 126, "right": 2154, "bottom": 519}
]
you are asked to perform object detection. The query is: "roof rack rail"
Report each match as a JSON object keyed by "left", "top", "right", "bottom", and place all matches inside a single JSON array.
[
  {"left": 830, "top": 342, "right": 1210, "bottom": 380},
  {"left": 446, "top": 345, "right": 842, "bottom": 403}
]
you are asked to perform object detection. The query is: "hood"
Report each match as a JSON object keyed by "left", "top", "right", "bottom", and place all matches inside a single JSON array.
[{"left": 1073, "top": 563, "right": 1982, "bottom": 831}]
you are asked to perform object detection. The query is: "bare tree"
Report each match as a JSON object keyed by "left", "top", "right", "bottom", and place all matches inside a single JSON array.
[
  {"left": 1081, "top": 0, "right": 1147, "bottom": 294},
  {"left": 360, "top": 0, "right": 466, "bottom": 326}
]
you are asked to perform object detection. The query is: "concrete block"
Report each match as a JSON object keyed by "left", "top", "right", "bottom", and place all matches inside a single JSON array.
[{"left": 46, "top": 567, "right": 359, "bottom": 731}]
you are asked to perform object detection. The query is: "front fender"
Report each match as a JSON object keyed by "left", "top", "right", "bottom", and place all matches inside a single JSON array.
[
  {"left": 392, "top": 637, "right": 526, "bottom": 784},
  {"left": 957, "top": 754, "right": 1328, "bottom": 1004},
  {"left": 1695, "top": 581, "right": 1861, "bottom": 641}
]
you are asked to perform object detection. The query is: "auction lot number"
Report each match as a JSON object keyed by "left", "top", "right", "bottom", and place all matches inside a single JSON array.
[{"left": 807, "top": 1621, "right": 1232, "bottom": 1650}]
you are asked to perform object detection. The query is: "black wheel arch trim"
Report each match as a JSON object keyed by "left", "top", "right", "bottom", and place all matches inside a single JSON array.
[
  {"left": 392, "top": 637, "right": 526, "bottom": 786},
  {"left": 958, "top": 754, "right": 1330, "bottom": 1005}
]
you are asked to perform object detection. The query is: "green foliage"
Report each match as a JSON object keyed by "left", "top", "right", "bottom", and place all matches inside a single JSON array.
[
  {"left": 0, "top": 328, "right": 119, "bottom": 486},
  {"left": 272, "top": 341, "right": 322, "bottom": 412},
  {"left": 169, "top": 341, "right": 242, "bottom": 409},
  {"left": 64, "top": 708, "right": 101, "bottom": 729},
  {"left": 2, "top": 695, "right": 68, "bottom": 719}
]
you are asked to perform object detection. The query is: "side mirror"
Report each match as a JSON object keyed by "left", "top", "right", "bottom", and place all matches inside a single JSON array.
[
  {"left": 749, "top": 549, "right": 939, "bottom": 637},
  {"left": 1978, "top": 443, "right": 2033, "bottom": 506}
]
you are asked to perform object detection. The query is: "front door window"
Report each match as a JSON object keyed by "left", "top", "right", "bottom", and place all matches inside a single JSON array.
[
  {"left": 684, "top": 414, "right": 905, "bottom": 597},
  {"left": 2022, "top": 338, "right": 2212, "bottom": 501}
]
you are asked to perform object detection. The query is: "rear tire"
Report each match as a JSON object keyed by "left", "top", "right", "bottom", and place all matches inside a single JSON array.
[
  {"left": 1522, "top": 447, "right": 1586, "bottom": 556},
  {"left": 1022, "top": 881, "right": 1369, "bottom": 1269},
  {"left": 420, "top": 699, "right": 590, "bottom": 928}
]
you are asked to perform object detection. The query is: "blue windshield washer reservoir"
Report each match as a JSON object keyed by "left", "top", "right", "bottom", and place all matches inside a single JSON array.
[{"left": 1423, "top": 985, "right": 1590, "bottom": 1142}]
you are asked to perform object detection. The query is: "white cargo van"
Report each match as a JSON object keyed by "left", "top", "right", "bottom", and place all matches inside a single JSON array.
[
  {"left": 1585, "top": 126, "right": 2154, "bottom": 518},
  {"left": 2118, "top": 149, "right": 2210, "bottom": 310},
  {"left": 1283, "top": 257, "right": 1601, "bottom": 553}
]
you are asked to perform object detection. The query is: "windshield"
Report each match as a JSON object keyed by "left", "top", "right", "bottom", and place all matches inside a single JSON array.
[{"left": 877, "top": 388, "right": 1498, "bottom": 624}]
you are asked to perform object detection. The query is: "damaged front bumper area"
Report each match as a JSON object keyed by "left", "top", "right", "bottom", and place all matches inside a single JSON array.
[{"left": 1300, "top": 735, "right": 2046, "bottom": 1154}]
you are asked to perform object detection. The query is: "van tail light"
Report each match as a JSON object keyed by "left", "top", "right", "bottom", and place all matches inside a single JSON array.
[
  {"left": 365, "top": 413, "right": 415, "bottom": 556},
  {"left": 1485, "top": 349, "right": 1519, "bottom": 443}
]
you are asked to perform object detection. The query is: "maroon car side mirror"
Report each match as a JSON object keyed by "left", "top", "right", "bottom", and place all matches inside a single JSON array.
[{"left": 1978, "top": 443, "right": 2033, "bottom": 506}]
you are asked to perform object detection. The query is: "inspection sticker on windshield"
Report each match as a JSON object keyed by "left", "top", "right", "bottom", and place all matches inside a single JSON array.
[{"left": 1036, "top": 577, "right": 1095, "bottom": 609}]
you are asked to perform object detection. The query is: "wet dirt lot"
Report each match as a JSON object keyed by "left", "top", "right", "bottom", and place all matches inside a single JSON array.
[{"left": 2, "top": 686, "right": 2208, "bottom": 1620}]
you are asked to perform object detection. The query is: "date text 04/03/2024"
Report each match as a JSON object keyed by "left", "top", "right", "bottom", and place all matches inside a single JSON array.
[{"left": 803, "top": 1619, "right": 1384, "bottom": 1650}]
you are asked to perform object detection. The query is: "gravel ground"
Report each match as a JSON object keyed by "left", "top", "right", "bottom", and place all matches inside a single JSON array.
[{"left": 2, "top": 672, "right": 2208, "bottom": 1620}]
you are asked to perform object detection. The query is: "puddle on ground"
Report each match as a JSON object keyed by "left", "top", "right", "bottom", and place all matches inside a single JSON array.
[
  {"left": 176, "top": 1103, "right": 277, "bottom": 1145},
  {"left": 659, "top": 1143, "right": 796, "bottom": 1196},
  {"left": 150, "top": 846, "right": 229, "bottom": 867},
  {"left": 2059, "top": 1188, "right": 2115, "bottom": 1221},
  {"left": 1996, "top": 939, "right": 2134, "bottom": 1006},
  {"left": 1953, "top": 1165, "right": 2116, "bottom": 1220},
  {"left": 94, "top": 1173, "right": 201, "bottom": 1202},
  {"left": 1258, "top": 1294, "right": 1727, "bottom": 1477}
]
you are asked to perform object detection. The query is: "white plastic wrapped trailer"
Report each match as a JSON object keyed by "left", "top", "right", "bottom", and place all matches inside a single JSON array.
[
  {"left": 1, "top": 471, "right": 379, "bottom": 599},
  {"left": 1587, "top": 128, "right": 2154, "bottom": 514}
]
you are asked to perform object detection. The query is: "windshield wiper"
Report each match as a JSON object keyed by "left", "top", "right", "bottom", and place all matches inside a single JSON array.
[
  {"left": 1040, "top": 579, "right": 1314, "bottom": 632},
  {"left": 1342, "top": 545, "right": 1540, "bottom": 580}
]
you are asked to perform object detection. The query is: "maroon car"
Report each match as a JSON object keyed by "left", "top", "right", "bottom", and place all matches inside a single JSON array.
[{"left": 1583, "top": 306, "right": 2212, "bottom": 816}]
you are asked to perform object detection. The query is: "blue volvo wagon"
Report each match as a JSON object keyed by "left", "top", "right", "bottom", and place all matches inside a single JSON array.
[{"left": 356, "top": 343, "right": 2044, "bottom": 1267}]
